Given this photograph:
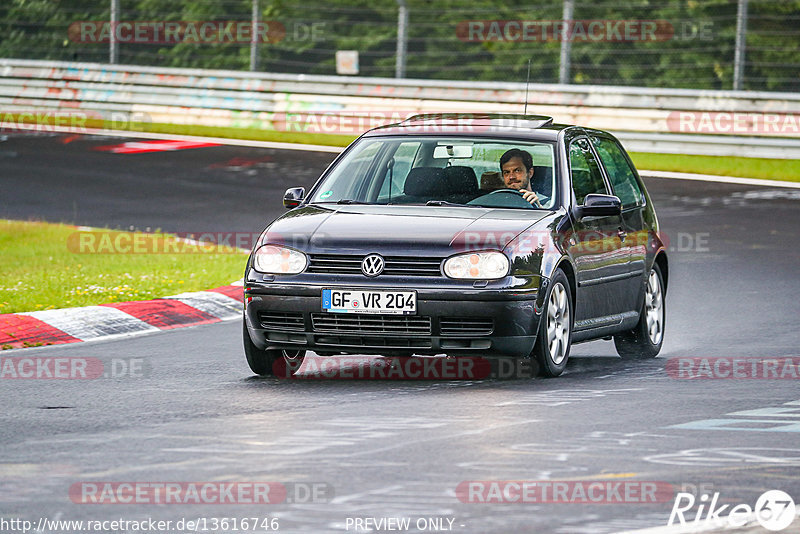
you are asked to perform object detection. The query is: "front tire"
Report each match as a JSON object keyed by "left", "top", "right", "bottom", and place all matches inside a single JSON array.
[
  {"left": 533, "top": 269, "right": 573, "bottom": 377},
  {"left": 614, "top": 263, "right": 665, "bottom": 359},
  {"left": 243, "top": 320, "right": 307, "bottom": 376}
]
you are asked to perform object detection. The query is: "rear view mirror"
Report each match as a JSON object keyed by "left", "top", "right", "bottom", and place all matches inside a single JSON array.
[
  {"left": 283, "top": 187, "right": 305, "bottom": 209},
  {"left": 575, "top": 194, "right": 621, "bottom": 218},
  {"left": 433, "top": 144, "right": 473, "bottom": 159}
]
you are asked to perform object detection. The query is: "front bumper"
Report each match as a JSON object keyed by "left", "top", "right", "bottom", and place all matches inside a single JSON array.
[{"left": 244, "top": 282, "right": 543, "bottom": 358}]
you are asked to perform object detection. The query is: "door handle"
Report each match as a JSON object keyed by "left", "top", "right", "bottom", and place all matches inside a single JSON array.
[{"left": 617, "top": 228, "right": 627, "bottom": 241}]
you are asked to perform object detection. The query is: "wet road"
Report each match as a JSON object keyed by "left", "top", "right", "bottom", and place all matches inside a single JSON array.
[{"left": 2, "top": 133, "right": 800, "bottom": 533}]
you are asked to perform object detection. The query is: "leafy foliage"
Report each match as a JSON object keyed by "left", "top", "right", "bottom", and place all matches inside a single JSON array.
[{"left": 0, "top": 0, "right": 797, "bottom": 91}]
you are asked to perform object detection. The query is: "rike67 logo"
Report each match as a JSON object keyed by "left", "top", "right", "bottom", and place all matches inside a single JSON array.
[{"left": 669, "top": 489, "right": 796, "bottom": 531}]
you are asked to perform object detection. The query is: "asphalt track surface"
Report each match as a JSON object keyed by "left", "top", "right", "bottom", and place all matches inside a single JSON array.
[{"left": 2, "top": 132, "right": 800, "bottom": 533}]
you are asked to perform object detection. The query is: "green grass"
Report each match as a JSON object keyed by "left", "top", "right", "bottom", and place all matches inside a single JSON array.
[
  {"left": 150, "top": 122, "right": 798, "bottom": 182},
  {"left": 0, "top": 220, "right": 247, "bottom": 314},
  {"left": 10, "top": 114, "right": 357, "bottom": 148},
  {"left": 629, "top": 152, "right": 800, "bottom": 182},
  {"left": 128, "top": 118, "right": 800, "bottom": 182},
  {"left": 140, "top": 121, "right": 357, "bottom": 147}
]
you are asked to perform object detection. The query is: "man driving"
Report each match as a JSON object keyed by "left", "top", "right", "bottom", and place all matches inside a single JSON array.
[{"left": 500, "top": 148, "right": 542, "bottom": 207}]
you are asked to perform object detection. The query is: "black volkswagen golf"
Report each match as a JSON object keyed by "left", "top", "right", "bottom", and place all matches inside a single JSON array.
[{"left": 243, "top": 114, "right": 668, "bottom": 378}]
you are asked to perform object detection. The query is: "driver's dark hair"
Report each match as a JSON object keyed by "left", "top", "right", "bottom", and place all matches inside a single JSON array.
[{"left": 500, "top": 149, "right": 533, "bottom": 171}]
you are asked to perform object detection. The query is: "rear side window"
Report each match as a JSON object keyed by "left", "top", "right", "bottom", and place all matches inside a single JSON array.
[
  {"left": 592, "top": 136, "right": 643, "bottom": 208},
  {"left": 569, "top": 137, "right": 607, "bottom": 205}
]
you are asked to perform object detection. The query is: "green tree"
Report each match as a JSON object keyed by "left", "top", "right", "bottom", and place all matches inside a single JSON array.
[{"left": 0, "top": 0, "right": 797, "bottom": 91}]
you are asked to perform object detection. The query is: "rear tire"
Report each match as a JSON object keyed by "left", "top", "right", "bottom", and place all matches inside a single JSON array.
[
  {"left": 243, "top": 320, "right": 307, "bottom": 376},
  {"left": 533, "top": 269, "right": 573, "bottom": 377},
  {"left": 614, "top": 263, "right": 665, "bottom": 359}
]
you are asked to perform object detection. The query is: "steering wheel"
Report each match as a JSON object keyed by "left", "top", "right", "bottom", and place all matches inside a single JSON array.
[
  {"left": 487, "top": 188, "right": 543, "bottom": 208},
  {"left": 488, "top": 188, "right": 525, "bottom": 195}
]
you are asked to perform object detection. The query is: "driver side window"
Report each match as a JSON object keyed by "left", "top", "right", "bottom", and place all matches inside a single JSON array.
[
  {"left": 569, "top": 137, "right": 607, "bottom": 205},
  {"left": 377, "top": 141, "right": 421, "bottom": 201}
]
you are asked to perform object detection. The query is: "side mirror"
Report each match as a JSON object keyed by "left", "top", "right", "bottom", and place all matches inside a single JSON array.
[
  {"left": 575, "top": 194, "right": 621, "bottom": 219},
  {"left": 283, "top": 187, "right": 305, "bottom": 209}
]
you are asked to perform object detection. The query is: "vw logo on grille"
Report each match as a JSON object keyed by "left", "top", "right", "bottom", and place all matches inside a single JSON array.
[{"left": 361, "top": 254, "right": 385, "bottom": 277}]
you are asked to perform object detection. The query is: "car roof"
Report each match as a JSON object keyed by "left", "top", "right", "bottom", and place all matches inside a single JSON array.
[{"left": 362, "top": 113, "right": 580, "bottom": 141}]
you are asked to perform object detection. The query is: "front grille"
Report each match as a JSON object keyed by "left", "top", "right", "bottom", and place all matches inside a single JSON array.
[
  {"left": 382, "top": 257, "right": 443, "bottom": 277},
  {"left": 307, "top": 254, "right": 443, "bottom": 277},
  {"left": 312, "top": 313, "right": 432, "bottom": 335},
  {"left": 440, "top": 317, "right": 494, "bottom": 336},
  {"left": 258, "top": 311, "right": 305, "bottom": 331}
]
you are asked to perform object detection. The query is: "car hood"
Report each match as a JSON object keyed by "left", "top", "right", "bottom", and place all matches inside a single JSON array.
[{"left": 261, "top": 204, "right": 550, "bottom": 256}]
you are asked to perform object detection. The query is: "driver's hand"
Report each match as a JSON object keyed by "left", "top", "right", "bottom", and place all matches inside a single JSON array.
[{"left": 519, "top": 189, "right": 542, "bottom": 207}]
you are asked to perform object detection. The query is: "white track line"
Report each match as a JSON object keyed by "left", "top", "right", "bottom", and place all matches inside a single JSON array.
[
  {"left": 11, "top": 123, "right": 798, "bottom": 186},
  {"left": 640, "top": 169, "right": 800, "bottom": 189},
  {"left": 7, "top": 123, "right": 344, "bottom": 153}
]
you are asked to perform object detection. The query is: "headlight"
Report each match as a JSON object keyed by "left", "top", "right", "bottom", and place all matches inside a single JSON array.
[
  {"left": 443, "top": 251, "right": 509, "bottom": 279},
  {"left": 252, "top": 245, "right": 307, "bottom": 274}
]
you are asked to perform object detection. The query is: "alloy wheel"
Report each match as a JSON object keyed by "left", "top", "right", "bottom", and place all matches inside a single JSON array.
[
  {"left": 546, "top": 282, "right": 570, "bottom": 365},
  {"left": 645, "top": 269, "right": 664, "bottom": 345}
]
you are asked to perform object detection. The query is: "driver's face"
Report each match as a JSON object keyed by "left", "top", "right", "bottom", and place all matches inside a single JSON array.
[{"left": 501, "top": 157, "right": 533, "bottom": 190}]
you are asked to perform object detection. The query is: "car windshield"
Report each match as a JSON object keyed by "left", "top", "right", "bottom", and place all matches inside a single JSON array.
[{"left": 307, "top": 137, "right": 557, "bottom": 209}]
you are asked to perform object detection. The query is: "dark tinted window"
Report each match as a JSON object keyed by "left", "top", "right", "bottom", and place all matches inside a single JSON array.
[
  {"left": 592, "top": 136, "right": 643, "bottom": 208},
  {"left": 569, "top": 137, "right": 607, "bottom": 205}
]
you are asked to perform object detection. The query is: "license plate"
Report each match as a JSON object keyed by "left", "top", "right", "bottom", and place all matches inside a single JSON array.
[{"left": 322, "top": 289, "right": 416, "bottom": 315}]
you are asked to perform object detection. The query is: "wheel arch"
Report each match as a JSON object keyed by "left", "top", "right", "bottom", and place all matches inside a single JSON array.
[
  {"left": 654, "top": 251, "right": 668, "bottom": 295},
  {"left": 553, "top": 257, "right": 577, "bottom": 313}
]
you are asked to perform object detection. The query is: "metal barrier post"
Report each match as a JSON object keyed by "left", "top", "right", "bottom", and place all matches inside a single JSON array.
[
  {"left": 733, "top": 0, "right": 749, "bottom": 90},
  {"left": 109, "top": 0, "right": 119, "bottom": 64},
  {"left": 396, "top": 0, "right": 408, "bottom": 79},
  {"left": 558, "top": 0, "right": 574, "bottom": 84}
]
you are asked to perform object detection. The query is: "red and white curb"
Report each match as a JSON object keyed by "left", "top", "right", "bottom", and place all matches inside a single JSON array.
[
  {"left": 93, "top": 139, "right": 222, "bottom": 154},
  {"left": 0, "top": 284, "right": 242, "bottom": 350}
]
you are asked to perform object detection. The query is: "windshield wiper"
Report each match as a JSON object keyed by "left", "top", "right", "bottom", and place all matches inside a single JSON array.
[
  {"left": 336, "top": 199, "right": 374, "bottom": 205},
  {"left": 425, "top": 200, "right": 477, "bottom": 207}
]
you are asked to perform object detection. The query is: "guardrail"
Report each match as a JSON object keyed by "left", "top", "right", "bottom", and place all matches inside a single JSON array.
[{"left": 1, "top": 58, "right": 799, "bottom": 159}]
